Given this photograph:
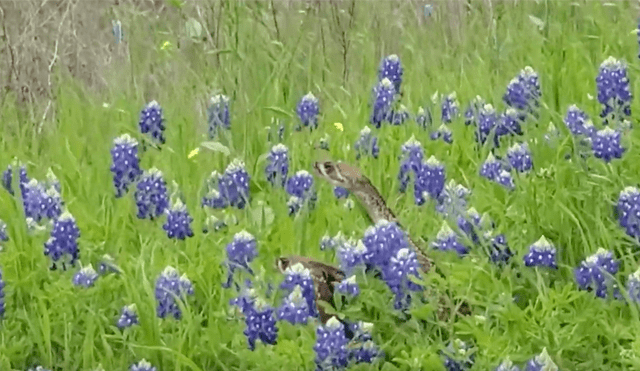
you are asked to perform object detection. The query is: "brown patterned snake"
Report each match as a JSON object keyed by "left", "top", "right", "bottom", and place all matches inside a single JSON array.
[
  {"left": 312, "top": 160, "right": 435, "bottom": 273},
  {"left": 276, "top": 160, "right": 471, "bottom": 324}
]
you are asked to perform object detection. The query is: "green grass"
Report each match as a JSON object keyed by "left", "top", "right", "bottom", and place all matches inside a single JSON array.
[{"left": 2, "top": 0, "right": 640, "bottom": 369}]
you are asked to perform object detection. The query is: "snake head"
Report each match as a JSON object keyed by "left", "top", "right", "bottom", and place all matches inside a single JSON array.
[{"left": 312, "top": 160, "right": 364, "bottom": 191}]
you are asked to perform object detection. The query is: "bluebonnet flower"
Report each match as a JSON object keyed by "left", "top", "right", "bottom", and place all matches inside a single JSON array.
[
  {"left": 334, "top": 186, "right": 349, "bottom": 199},
  {"left": 384, "top": 248, "right": 423, "bottom": 309},
  {"left": 480, "top": 153, "right": 506, "bottom": 181},
  {"left": 415, "top": 106, "right": 432, "bottom": 130},
  {"left": 414, "top": 156, "right": 445, "bottom": 206},
  {"left": 430, "top": 124, "right": 453, "bottom": 144},
  {"left": 138, "top": 100, "right": 165, "bottom": 145},
  {"left": 130, "top": 359, "right": 157, "bottom": 371},
  {"left": 229, "top": 281, "right": 258, "bottom": 315},
  {"left": 464, "top": 96, "right": 485, "bottom": 126},
  {"left": 397, "top": 136, "right": 424, "bottom": 193},
  {"left": 596, "top": 56, "right": 632, "bottom": 123},
  {"left": 224, "top": 230, "right": 258, "bottom": 288},
  {"left": 564, "top": 105, "right": 595, "bottom": 137},
  {"left": 432, "top": 222, "right": 469, "bottom": 256},
  {"left": 44, "top": 211, "right": 80, "bottom": 270},
  {"left": 162, "top": 199, "right": 194, "bottom": 240},
  {"left": 0, "top": 267, "right": 5, "bottom": 319},
  {"left": 507, "top": 142, "right": 533, "bottom": 173},
  {"left": 456, "top": 207, "right": 483, "bottom": 244},
  {"left": 498, "top": 107, "right": 524, "bottom": 137},
  {"left": 370, "top": 78, "right": 396, "bottom": 128},
  {"left": 314, "top": 316, "right": 349, "bottom": 371},
  {"left": 496, "top": 170, "right": 515, "bottom": 190},
  {"left": 154, "top": 266, "right": 194, "bottom": 319},
  {"left": 207, "top": 94, "right": 231, "bottom": 138},
  {"left": 440, "top": 92, "right": 460, "bottom": 124},
  {"left": 279, "top": 262, "right": 317, "bottom": 318},
  {"left": 389, "top": 104, "right": 410, "bottom": 126},
  {"left": 355, "top": 126, "right": 379, "bottom": 159},
  {"left": 626, "top": 267, "right": 640, "bottom": 302},
  {"left": 591, "top": 127, "right": 624, "bottom": 162},
  {"left": 337, "top": 238, "right": 367, "bottom": 274},
  {"left": 110, "top": 134, "right": 142, "bottom": 198},
  {"left": 336, "top": 275, "right": 360, "bottom": 297},
  {"left": 97, "top": 254, "right": 121, "bottom": 275},
  {"left": 117, "top": 304, "right": 139, "bottom": 329},
  {"left": 287, "top": 196, "right": 304, "bottom": 216},
  {"left": 525, "top": 348, "right": 558, "bottom": 371},
  {"left": 378, "top": 54, "right": 403, "bottom": 93},
  {"left": 503, "top": 66, "right": 541, "bottom": 116},
  {"left": 22, "top": 179, "right": 63, "bottom": 223},
  {"left": 134, "top": 168, "right": 169, "bottom": 220},
  {"left": 489, "top": 233, "right": 514, "bottom": 265},
  {"left": 240, "top": 297, "right": 279, "bottom": 350},
  {"left": 495, "top": 358, "right": 522, "bottom": 371},
  {"left": 265, "top": 144, "right": 289, "bottom": 188},
  {"left": 112, "top": 19, "right": 123, "bottom": 44},
  {"left": 296, "top": 92, "right": 320, "bottom": 130},
  {"left": 0, "top": 219, "right": 8, "bottom": 248},
  {"left": 201, "top": 171, "right": 227, "bottom": 209},
  {"left": 617, "top": 186, "right": 640, "bottom": 240},
  {"left": 219, "top": 159, "right": 251, "bottom": 209},
  {"left": 346, "top": 321, "right": 383, "bottom": 364},
  {"left": 2, "top": 163, "right": 13, "bottom": 195},
  {"left": 277, "top": 285, "right": 311, "bottom": 325},
  {"left": 286, "top": 170, "right": 316, "bottom": 207},
  {"left": 575, "top": 248, "right": 619, "bottom": 298},
  {"left": 28, "top": 367, "right": 52, "bottom": 371},
  {"left": 320, "top": 233, "right": 336, "bottom": 251},
  {"left": 441, "top": 339, "right": 475, "bottom": 371},
  {"left": 435, "top": 180, "right": 471, "bottom": 218},
  {"left": 18, "top": 164, "right": 29, "bottom": 196},
  {"left": 476, "top": 104, "right": 499, "bottom": 146},
  {"left": 523, "top": 236, "right": 557, "bottom": 269},
  {"left": 362, "top": 220, "right": 411, "bottom": 275},
  {"left": 72, "top": 265, "right": 99, "bottom": 288}
]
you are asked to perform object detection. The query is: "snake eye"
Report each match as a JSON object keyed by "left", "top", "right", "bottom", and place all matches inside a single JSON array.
[{"left": 323, "top": 162, "right": 334, "bottom": 174}]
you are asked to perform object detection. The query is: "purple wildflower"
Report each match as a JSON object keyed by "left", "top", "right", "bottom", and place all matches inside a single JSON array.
[
  {"left": 355, "top": 126, "right": 379, "bottom": 159},
  {"left": 117, "top": 304, "right": 139, "bottom": 329},
  {"left": 134, "top": 168, "right": 169, "bottom": 220},
  {"left": 378, "top": 54, "right": 403, "bottom": 93},
  {"left": 162, "top": 199, "right": 194, "bottom": 240},
  {"left": 296, "top": 92, "right": 320, "bottom": 130},
  {"left": 138, "top": 100, "right": 165, "bottom": 146},
  {"left": 265, "top": 144, "right": 289, "bottom": 188},
  {"left": 207, "top": 94, "right": 231, "bottom": 138},
  {"left": 154, "top": 266, "right": 194, "bottom": 320},
  {"left": 72, "top": 265, "right": 99, "bottom": 288},
  {"left": 44, "top": 211, "right": 80, "bottom": 270},
  {"left": 523, "top": 236, "right": 557, "bottom": 269},
  {"left": 370, "top": 78, "right": 396, "bottom": 128}
]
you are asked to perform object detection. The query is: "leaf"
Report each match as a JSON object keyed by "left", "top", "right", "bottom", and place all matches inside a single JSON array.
[
  {"left": 528, "top": 15, "right": 545, "bottom": 30},
  {"left": 185, "top": 18, "right": 203, "bottom": 39},
  {"left": 200, "top": 141, "right": 230, "bottom": 156},
  {"left": 263, "top": 106, "right": 293, "bottom": 117}
]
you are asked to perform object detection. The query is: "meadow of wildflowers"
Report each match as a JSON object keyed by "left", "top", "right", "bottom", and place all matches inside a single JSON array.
[{"left": 2, "top": 1, "right": 640, "bottom": 370}]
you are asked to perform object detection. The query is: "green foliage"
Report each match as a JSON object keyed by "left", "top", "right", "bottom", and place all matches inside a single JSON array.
[{"left": 1, "top": 1, "right": 640, "bottom": 370}]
